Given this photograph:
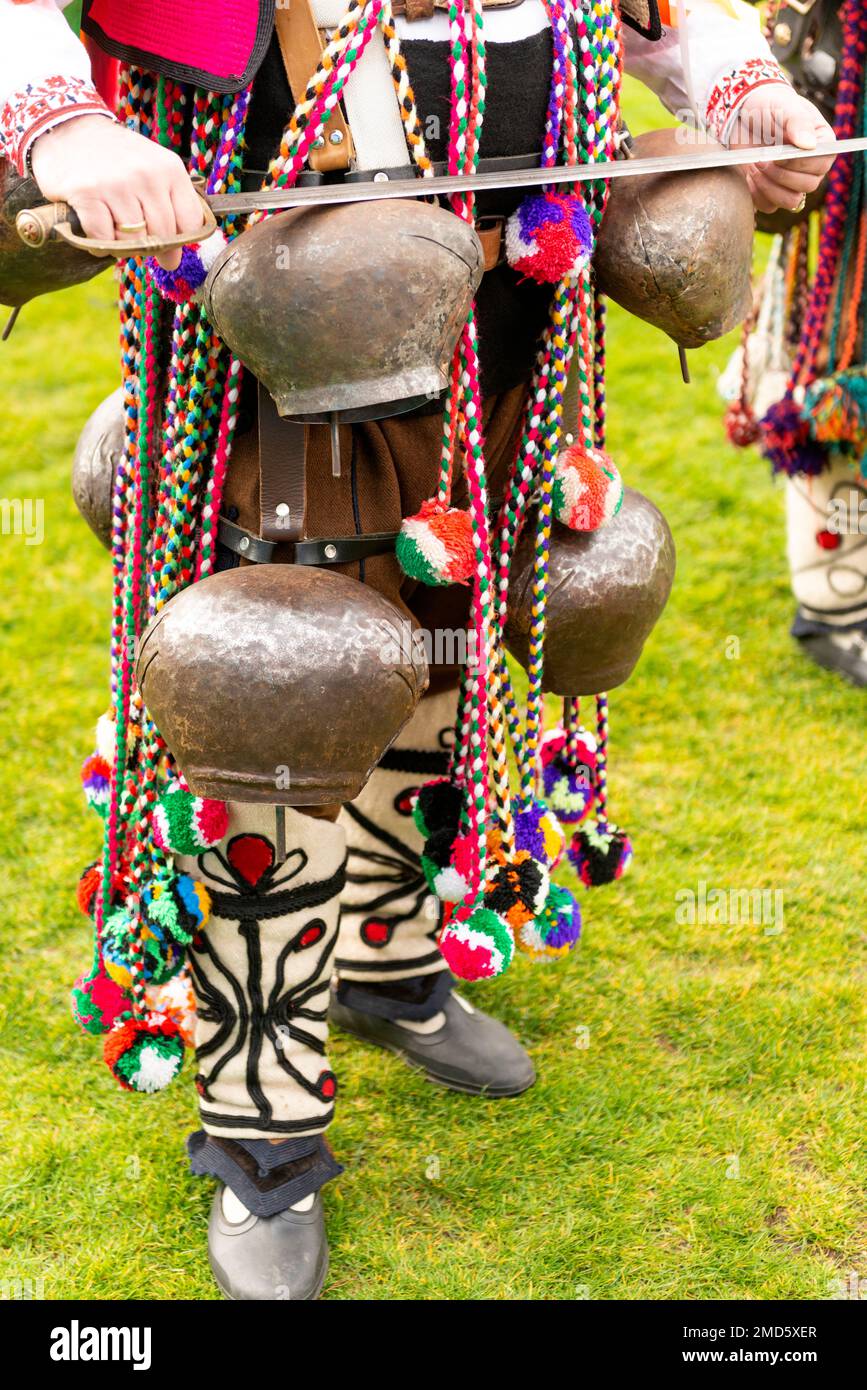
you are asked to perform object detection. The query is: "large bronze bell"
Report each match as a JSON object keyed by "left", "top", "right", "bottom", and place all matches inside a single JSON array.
[
  {"left": 72, "top": 387, "right": 125, "bottom": 550},
  {"left": 136, "top": 565, "right": 429, "bottom": 806},
  {"left": 504, "top": 488, "right": 676, "bottom": 696},
  {"left": 594, "top": 129, "right": 754, "bottom": 349},
  {"left": 202, "top": 199, "right": 483, "bottom": 421},
  {"left": 0, "top": 162, "right": 108, "bottom": 309}
]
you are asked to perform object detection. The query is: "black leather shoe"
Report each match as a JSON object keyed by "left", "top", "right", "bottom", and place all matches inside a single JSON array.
[
  {"left": 329, "top": 987, "right": 535, "bottom": 1097},
  {"left": 208, "top": 1185, "right": 328, "bottom": 1300},
  {"left": 795, "top": 625, "right": 867, "bottom": 686}
]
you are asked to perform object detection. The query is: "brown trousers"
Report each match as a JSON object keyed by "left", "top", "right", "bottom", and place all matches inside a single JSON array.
[{"left": 223, "top": 382, "right": 530, "bottom": 639}]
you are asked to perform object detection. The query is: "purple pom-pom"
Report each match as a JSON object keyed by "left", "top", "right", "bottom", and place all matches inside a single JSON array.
[
  {"left": 760, "top": 397, "right": 828, "bottom": 478},
  {"left": 148, "top": 244, "right": 209, "bottom": 304}
]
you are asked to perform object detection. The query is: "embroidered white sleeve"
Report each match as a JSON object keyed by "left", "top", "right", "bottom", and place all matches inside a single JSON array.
[
  {"left": 0, "top": 0, "right": 93, "bottom": 108},
  {"left": 0, "top": 0, "right": 112, "bottom": 173},
  {"left": 623, "top": 0, "right": 790, "bottom": 143}
]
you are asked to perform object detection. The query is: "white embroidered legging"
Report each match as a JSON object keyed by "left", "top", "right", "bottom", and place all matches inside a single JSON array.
[{"left": 178, "top": 688, "right": 458, "bottom": 1138}]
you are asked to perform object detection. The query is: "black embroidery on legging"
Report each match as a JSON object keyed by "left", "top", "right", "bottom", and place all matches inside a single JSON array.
[
  {"left": 338, "top": 799, "right": 442, "bottom": 972},
  {"left": 190, "top": 848, "right": 347, "bottom": 1130},
  {"left": 379, "top": 747, "right": 451, "bottom": 775}
]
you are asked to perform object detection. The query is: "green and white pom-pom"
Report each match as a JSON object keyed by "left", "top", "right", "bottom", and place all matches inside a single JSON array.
[
  {"left": 152, "top": 784, "right": 229, "bottom": 856},
  {"left": 551, "top": 444, "right": 623, "bottom": 532},
  {"left": 396, "top": 499, "right": 475, "bottom": 586},
  {"left": 103, "top": 1012, "right": 185, "bottom": 1093}
]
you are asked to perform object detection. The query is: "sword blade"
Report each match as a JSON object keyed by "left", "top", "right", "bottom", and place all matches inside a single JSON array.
[{"left": 207, "top": 136, "right": 867, "bottom": 216}]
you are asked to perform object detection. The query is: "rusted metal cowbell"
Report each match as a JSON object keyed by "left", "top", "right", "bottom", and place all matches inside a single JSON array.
[
  {"left": 202, "top": 199, "right": 484, "bottom": 421},
  {"left": 594, "top": 129, "right": 755, "bottom": 349},
  {"left": 504, "top": 488, "right": 676, "bottom": 696},
  {"left": 0, "top": 162, "right": 108, "bottom": 309},
  {"left": 72, "top": 386, "right": 125, "bottom": 550},
  {"left": 137, "top": 565, "right": 429, "bottom": 806}
]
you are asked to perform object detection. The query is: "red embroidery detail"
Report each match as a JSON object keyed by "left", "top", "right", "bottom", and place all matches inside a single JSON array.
[
  {"left": 394, "top": 787, "right": 419, "bottom": 816},
  {"left": 0, "top": 75, "right": 113, "bottom": 175},
  {"left": 706, "top": 58, "right": 789, "bottom": 145},
  {"left": 316, "top": 1071, "right": 337, "bottom": 1101},
  {"left": 816, "top": 529, "right": 842, "bottom": 551},
  {"left": 361, "top": 919, "right": 392, "bottom": 947},
  {"left": 298, "top": 921, "right": 326, "bottom": 949},
  {"left": 227, "top": 834, "right": 275, "bottom": 887}
]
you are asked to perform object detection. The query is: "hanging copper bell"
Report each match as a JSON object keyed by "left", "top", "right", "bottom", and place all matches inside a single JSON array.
[
  {"left": 71, "top": 386, "right": 125, "bottom": 550},
  {"left": 594, "top": 129, "right": 755, "bottom": 349},
  {"left": 136, "top": 565, "right": 429, "bottom": 806},
  {"left": 504, "top": 488, "right": 676, "bottom": 696},
  {"left": 201, "top": 199, "right": 484, "bottom": 421},
  {"left": 0, "top": 163, "right": 108, "bottom": 309}
]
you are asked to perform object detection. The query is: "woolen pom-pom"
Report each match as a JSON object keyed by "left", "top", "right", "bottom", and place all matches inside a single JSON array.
[
  {"left": 551, "top": 444, "right": 623, "bottom": 531},
  {"left": 515, "top": 800, "right": 565, "bottom": 867},
  {"left": 103, "top": 1012, "right": 185, "bottom": 1093},
  {"left": 539, "top": 725, "right": 596, "bottom": 773},
  {"left": 568, "top": 820, "right": 633, "bottom": 886},
  {"left": 760, "top": 398, "right": 827, "bottom": 477},
  {"left": 145, "top": 969, "right": 197, "bottom": 1048},
  {"left": 484, "top": 849, "right": 549, "bottom": 930},
  {"left": 71, "top": 967, "right": 128, "bottom": 1036},
  {"left": 103, "top": 905, "right": 186, "bottom": 990},
  {"left": 396, "top": 500, "right": 475, "bottom": 586},
  {"left": 152, "top": 785, "right": 229, "bottom": 856},
  {"left": 76, "top": 860, "right": 128, "bottom": 919},
  {"left": 413, "top": 777, "right": 463, "bottom": 840},
  {"left": 421, "top": 827, "right": 475, "bottom": 903},
  {"left": 81, "top": 753, "right": 111, "bottom": 819},
  {"left": 724, "top": 400, "right": 761, "bottom": 449},
  {"left": 517, "top": 882, "right": 582, "bottom": 962},
  {"left": 438, "top": 906, "right": 515, "bottom": 981},
  {"left": 148, "top": 228, "right": 227, "bottom": 305},
  {"left": 804, "top": 371, "right": 867, "bottom": 450},
  {"left": 141, "top": 873, "right": 211, "bottom": 947},
  {"left": 488, "top": 802, "right": 565, "bottom": 870},
  {"left": 506, "top": 190, "right": 594, "bottom": 285},
  {"left": 542, "top": 757, "right": 595, "bottom": 825}
]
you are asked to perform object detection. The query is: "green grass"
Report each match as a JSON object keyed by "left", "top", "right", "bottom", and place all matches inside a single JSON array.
[{"left": 1, "top": 83, "right": 865, "bottom": 1301}]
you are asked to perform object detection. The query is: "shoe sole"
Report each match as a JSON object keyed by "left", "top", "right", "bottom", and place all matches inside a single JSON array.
[
  {"left": 214, "top": 1253, "right": 329, "bottom": 1302},
  {"left": 332, "top": 1018, "right": 535, "bottom": 1098},
  {"left": 797, "top": 640, "right": 867, "bottom": 688}
]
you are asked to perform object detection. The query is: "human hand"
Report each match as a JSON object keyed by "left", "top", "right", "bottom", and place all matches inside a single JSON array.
[
  {"left": 728, "top": 84, "right": 836, "bottom": 214},
  {"left": 30, "top": 115, "right": 205, "bottom": 269}
]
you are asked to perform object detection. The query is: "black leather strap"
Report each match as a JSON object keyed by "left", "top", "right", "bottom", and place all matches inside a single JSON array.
[
  {"left": 259, "top": 381, "right": 307, "bottom": 543},
  {"left": 295, "top": 533, "right": 398, "bottom": 565},
  {"left": 218, "top": 517, "right": 398, "bottom": 566}
]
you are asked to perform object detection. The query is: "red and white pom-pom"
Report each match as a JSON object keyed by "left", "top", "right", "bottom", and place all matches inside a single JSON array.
[
  {"left": 551, "top": 444, "right": 623, "bottom": 531},
  {"left": 438, "top": 905, "right": 515, "bottom": 981},
  {"left": 396, "top": 499, "right": 475, "bottom": 587},
  {"left": 505, "top": 190, "right": 594, "bottom": 286}
]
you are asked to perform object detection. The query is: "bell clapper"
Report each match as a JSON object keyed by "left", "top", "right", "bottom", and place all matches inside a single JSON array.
[
  {"left": 678, "top": 345, "right": 691, "bottom": 385},
  {"left": 2, "top": 306, "right": 21, "bottom": 341},
  {"left": 330, "top": 412, "right": 341, "bottom": 478},
  {"left": 275, "top": 805, "right": 287, "bottom": 864}
]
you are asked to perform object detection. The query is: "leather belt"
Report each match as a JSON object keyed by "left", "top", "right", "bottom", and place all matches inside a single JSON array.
[
  {"left": 239, "top": 151, "right": 543, "bottom": 192},
  {"left": 218, "top": 517, "right": 399, "bottom": 567}
]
